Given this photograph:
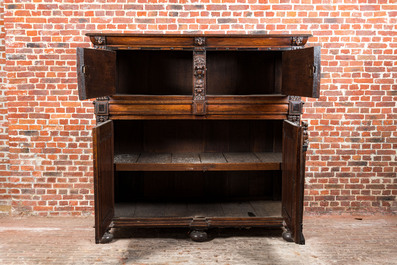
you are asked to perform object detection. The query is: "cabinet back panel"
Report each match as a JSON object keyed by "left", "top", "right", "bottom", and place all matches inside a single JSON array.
[
  {"left": 114, "top": 120, "right": 283, "bottom": 154},
  {"left": 115, "top": 171, "right": 281, "bottom": 202},
  {"left": 206, "top": 51, "right": 279, "bottom": 95},
  {"left": 117, "top": 50, "right": 193, "bottom": 95}
]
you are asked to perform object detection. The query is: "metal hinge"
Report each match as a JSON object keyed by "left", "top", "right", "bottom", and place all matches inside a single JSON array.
[{"left": 309, "top": 65, "right": 316, "bottom": 77}]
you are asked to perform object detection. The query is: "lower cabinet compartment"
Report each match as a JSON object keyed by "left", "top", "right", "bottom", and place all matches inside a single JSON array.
[
  {"left": 114, "top": 171, "right": 282, "bottom": 223},
  {"left": 93, "top": 119, "right": 306, "bottom": 243}
]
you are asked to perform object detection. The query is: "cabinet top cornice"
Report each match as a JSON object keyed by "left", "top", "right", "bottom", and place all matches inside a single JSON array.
[{"left": 86, "top": 33, "right": 312, "bottom": 49}]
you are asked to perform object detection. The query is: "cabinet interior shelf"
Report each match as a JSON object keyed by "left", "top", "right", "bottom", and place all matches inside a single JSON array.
[
  {"left": 115, "top": 152, "right": 282, "bottom": 171},
  {"left": 115, "top": 200, "right": 281, "bottom": 218}
]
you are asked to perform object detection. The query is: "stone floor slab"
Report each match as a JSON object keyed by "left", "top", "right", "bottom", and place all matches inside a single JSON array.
[{"left": 0, "top": 215, "right": 396, "bottom": 265}]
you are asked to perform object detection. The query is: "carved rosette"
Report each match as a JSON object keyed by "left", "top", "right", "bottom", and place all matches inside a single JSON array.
[{"left": 94, "top": 96, "right": 110, "bottom": 124}]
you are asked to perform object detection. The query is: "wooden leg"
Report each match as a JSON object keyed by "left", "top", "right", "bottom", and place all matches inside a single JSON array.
[
  {"left": 189, "top": 230, "right": 208, "bottom": 242},
  {"left": 99, "top": 231, "right": 114, "bottom": 244}
]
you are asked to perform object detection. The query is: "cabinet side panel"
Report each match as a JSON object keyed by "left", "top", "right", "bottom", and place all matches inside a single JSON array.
[
  {"left": 93, "top": 120, "right": 114, "bottom": 243},
  {"left": 282, "top": 120, "right": 305, "bottom": 244}
]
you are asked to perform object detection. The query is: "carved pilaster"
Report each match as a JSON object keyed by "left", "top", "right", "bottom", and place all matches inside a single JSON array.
[
  {"left": 302, "top": 121, "right": 309, "bottom": 152},
  {"left": 193, "top": 39, "right": 206, "bottom": 115},
  {"left": 94, "top": 96, "right": 110, "bottom": 124},
  {"left": 193, "top": 53, "right": 206, "bottom": 101},
  {"left": 288, "top": 96, "right": 302, "bottom": 125}
]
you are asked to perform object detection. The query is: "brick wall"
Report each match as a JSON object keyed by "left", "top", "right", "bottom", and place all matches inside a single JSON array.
[
  {"left": 0, "top": 0, "right": 9, "bottom": 216},
  {"left": 1, "top": 1, "right": 396, "bottom": 216}
]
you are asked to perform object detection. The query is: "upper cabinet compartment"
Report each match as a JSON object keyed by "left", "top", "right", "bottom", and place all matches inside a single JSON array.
[
  {"left": 206, "top": 51, "right": 280, "bottom": 95},
  {"left": 117, "top": 50, "right": 192, "bottom": 95},
  {"left": 78, "top": 34, "right": 320, "bottom": 100},
  {"left": 207, "top": 47, "right": 321, "bottom": 97}
]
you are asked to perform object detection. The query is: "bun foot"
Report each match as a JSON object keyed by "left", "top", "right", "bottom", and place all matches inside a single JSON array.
[
  {"left": 189, "top": 230, "right": 208, "bottom": 242},
  {"left": 100, "top": 232, "right": 113, "bottom": 244},
  {"left": 282, "top": 230, "right": 293, "bottom": 242}
]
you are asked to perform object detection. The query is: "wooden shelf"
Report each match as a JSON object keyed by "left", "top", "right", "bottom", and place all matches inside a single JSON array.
[
  {"left": 115, "top": 200, "right": 281, "bottom": 218},
  {"left": 115, "top": 152, "right": 281, "bottom": 171}
]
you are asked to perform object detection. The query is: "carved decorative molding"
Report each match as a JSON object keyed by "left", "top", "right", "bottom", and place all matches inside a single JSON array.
[
  {"left": 291, "top": 36, "right": 303, "bottom": 46},
  {"left": 289, "top": 96, "right": 301, "bottom": 101},
  {"left": 94, "top": 36, "right": 106, "bottom": 45},
  {"left": 194, "top": 37, "right": 205, "bottom": 46},
  {"left": 288, "top": 115, "right": 300, "bottom": 125},
  {"left": 94, "top": 97, "right": 109, "bottom": 124},
  {"left": 92, "top": 36, "right": 106, "bottom": 49}
]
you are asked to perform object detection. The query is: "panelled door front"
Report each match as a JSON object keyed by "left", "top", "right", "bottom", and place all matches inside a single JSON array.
[
  {"left": 281, "top": 46, "right": 321, "bottom": 98},
  {"left": 93, "top": 120, "right": 114, "bottom": 243},
  {"left": 282, "top": 120, "right": 305, "bottom": 244},
  {"left": 77, "top": 48, "right": 116, "bottom": 100}
]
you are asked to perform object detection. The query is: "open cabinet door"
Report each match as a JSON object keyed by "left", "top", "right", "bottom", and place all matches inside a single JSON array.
[
  {"left": 93, "top": 120, "right": 114, "bottom": 243},
  {"left": 281, "top": 46, "right": 321, "bottom": 98},
  {"left": 282, "top": 120, "right": 305, "bottom": 244},
  {"left": 77, "top": 48, "right": 116, "bottom": 100}
]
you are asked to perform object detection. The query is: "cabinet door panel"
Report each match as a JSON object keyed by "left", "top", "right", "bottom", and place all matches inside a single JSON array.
[
  {"left": 281, "top": 46, "right": 321, "bottom": 98},
  {"left": 282, "top": 120, "right": 305, "bottom": 244},
  {"left": 77, "top": 48, "right": 116, "bottom": 100},
  {"left": 93, "top": 120, "right": 114, "bottom": 243}
]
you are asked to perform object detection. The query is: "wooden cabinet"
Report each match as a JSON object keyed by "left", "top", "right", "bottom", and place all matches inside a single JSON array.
[{"left": 77, "top": 34, "right": 321, "bottom": 244}]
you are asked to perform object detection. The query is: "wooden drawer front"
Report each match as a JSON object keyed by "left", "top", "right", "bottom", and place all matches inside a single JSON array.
[
  {"left": 207, "top": 103, "right": 288, "bottom": 115},
  {"left": 109, "top": 96, "right": 192, "bottom": 116},
  {"left": 109, "top": 103, "right": 192, "bottom": 116},
  {"left": 206, "top": 96, "right": 289, "bottom": 116},
  {"left": 105, "top": 36, "right": 194, "bottom": 48},
  {"left": 206, "top": 37, "right": 294, "bottom": 48}
]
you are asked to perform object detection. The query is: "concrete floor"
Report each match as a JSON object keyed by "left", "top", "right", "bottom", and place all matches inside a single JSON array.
[{"left": 0, "top": 215, "right": 396, "bottom": 265}]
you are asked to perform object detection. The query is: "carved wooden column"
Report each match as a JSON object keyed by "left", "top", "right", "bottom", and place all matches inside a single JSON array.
[{"left": 192, "top": 37, "right": 206, "bottom": 115}]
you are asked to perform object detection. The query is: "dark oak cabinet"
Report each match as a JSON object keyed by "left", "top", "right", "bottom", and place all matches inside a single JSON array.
[{"left": 77, "top": 34, "right": 321, "bottom": 244}]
